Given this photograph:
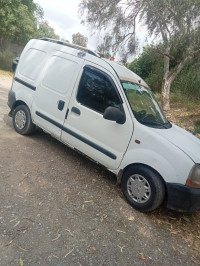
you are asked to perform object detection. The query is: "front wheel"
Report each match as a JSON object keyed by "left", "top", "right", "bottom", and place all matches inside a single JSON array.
[
  {"left": 121, "top": 165, "right": 165, "bottom": 212},
  {"left": 13, "top": 105, "right": 35, "bottom": 135}
]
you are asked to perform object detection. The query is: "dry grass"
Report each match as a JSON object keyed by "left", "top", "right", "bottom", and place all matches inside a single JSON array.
[
  {"left": 165, "top": 99, "right": 200, "bottom": 139},
  {"left": 153, "top": 98, "right": 200, "bottom": 260},
  {"left": 149, "top": 208, "right": 200, "bottom": 262},
  {"left": 0, "top": 70, "right": 13, "bottom": 77}
]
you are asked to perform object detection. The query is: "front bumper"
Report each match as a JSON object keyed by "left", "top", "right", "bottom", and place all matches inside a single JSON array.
[{"left": 167, "top": 183, "right": 200, "bottom": 212}]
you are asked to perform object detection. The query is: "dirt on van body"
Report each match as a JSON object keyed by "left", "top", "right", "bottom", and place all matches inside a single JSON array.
[{"left": 0, "top": 73, "right": 200, "bottom": 266}]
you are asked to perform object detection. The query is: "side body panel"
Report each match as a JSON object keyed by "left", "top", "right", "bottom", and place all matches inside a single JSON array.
[
  {"left": 61, "top": 61, "right": 133, "bottom": 170},
  {"left": 31, "top": 51, "right": 84, "bottom": 139}
]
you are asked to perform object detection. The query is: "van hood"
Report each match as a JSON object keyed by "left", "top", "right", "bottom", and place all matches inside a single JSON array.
[{"left": 154, "top": 123, "right": 200, "bottom": 163}]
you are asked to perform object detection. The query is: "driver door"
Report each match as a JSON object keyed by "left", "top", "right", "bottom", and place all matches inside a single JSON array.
[{"left": 61, "top": 62, "right": 133, "bottom": 170}]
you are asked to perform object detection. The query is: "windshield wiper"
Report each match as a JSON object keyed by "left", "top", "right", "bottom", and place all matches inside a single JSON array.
[{"left": 140, "top": 120, "right": 171, "bottom": 128}]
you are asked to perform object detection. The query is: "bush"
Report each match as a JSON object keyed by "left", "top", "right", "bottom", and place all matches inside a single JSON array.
[
  {"left": 127, "top": 45, "right": 163, "bottom": 93},
  {"left": 0, "top": 50, "right": 14, "bottom": 71},
  {"left": 171, "top": 64, "right": 200, "bottom": 100},
  {"left": 127, "top": 44, "right": 200, "bottom": 100}
]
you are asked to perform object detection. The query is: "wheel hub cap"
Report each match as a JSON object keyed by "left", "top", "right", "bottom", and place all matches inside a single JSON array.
[
  {"left": 15, "top": 110, "right": 26, "bottom": 130},
  {"left": 127, "top": 174, "right": 151, "bottom": 203}
]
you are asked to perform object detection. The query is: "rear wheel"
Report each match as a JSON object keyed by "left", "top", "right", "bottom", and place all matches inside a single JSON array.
[
  {"left": 121, "top": 165, "right": 165, "bottom": 212},
  {"left": 13, "top": 105, "right": 35, "bottom": 135}
]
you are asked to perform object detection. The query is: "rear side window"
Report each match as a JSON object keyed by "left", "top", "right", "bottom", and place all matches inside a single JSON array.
[
  {"left": 77, "top": 68, "right": 121, "bottom": 113},
  {"left": 19, "top": 49, "right": 46, "bottom": 81},
  {"left": 42, "top": 56, "right": 78, "bottom": 94}
]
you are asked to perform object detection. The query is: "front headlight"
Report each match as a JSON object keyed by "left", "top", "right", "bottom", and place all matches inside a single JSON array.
[{"left": 186, "top": 164, "right": 200, "bottom": 188}]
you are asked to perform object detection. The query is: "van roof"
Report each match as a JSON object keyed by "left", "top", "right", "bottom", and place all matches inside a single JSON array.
[
  {"left": 40, "top": 38, "right": 100, "bottom": 57},
  {"left": 38, "top": 38, "right": 149, "bottom": 88},
  {"left": 104, "top": 59, "right": 149, "bottom": 88}
]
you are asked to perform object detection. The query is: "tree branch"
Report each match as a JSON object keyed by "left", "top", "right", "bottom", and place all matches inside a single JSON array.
[{"left": 156, "top": 50, "right": 180, "bottom": 65}]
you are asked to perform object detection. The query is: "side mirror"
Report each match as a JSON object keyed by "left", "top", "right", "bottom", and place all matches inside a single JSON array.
[{"left": 103, "top": 106, "right": 126, "bottom": 124}]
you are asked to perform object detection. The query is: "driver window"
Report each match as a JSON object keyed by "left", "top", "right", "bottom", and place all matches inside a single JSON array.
[{"left": 77, "top": 68, "right": 121, "bottom": 113}]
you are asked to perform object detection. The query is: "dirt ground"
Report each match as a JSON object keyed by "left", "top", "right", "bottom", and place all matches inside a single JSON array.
[{"left": 0, "top": 73, "right": 200, "bottom": 266}]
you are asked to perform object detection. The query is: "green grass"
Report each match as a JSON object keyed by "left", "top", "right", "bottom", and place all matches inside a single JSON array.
[
  {"left": 154, "top": 93, "right": 161, "bottom": 102},
  {"left": 154, "top": 91, "right": 199, "bottom": 111},
  {"left": 0, "top": 50, "right": 14, "bottom": 71},
  {"left": 170, "top": 92, "right": 198, "bottom": 111}
]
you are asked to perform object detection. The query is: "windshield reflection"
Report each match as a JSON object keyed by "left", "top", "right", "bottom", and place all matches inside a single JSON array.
[{"left": 122, "top": 81, "right": 171, "bottom": 129}]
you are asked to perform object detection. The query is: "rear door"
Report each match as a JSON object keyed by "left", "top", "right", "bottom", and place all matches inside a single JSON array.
[
  {"left": 61, "top": 62, "right": 133, "bottom": 170},
  {"left": 32, "top": 51, "right": 84, "bottom": 139}
]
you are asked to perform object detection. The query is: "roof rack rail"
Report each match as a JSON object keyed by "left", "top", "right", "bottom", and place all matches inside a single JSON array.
[{"left": 40, "top": 38, "right": 100, "bottom": 58}]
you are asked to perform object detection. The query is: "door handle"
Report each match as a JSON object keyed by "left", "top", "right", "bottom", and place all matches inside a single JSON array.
[
  {"left": 71, "top": 107, "right": 81, "bottom": 115},
  {"left": 58, "top": 100, "right": 65, "bottom": 111}
]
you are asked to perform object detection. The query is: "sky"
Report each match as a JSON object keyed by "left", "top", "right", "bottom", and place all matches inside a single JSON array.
[
  {"left": 33, "top": 0, "right": 151, "bottom": 60},
  {"left": 34, "top": 0, "right": 99, "bottom": 50}
]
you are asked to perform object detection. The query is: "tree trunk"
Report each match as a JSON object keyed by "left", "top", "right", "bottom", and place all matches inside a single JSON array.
[
  {"left": 161, "top": 73, "right": 174, "bottom": 111},
  {"left": 161, "top": 47, "right": 170, "bottom": 111},
  {"left": 161, "top": 55, "right": 191, "bottom": 111}
]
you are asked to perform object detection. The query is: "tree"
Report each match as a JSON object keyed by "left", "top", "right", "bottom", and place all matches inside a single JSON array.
[
  {"left": 37, "top": 21, "right": 60, "bottom": 39},
  {"left": 60, "top": 38, "right": 70, "bottom": 43},
  {"left": 140, "top": 0, "right": 200, "bottom": 110},
  {"left": 79, "top": 0, "right": 140, "bottom": 60},
  {"left": 0, "top": 0, "right": 39, "bottom": 48},
  {"left": 127, "top": 45, "right": 163, "bottom": 92},
  {"left": 80, "top": 0, "right": 200, "bottom": 110},
  {"left": 72, "top": 32, "right": 88, "bottom": 47},
  {"left": 34, "top": 3, "right": 44, "bottom": 25}
]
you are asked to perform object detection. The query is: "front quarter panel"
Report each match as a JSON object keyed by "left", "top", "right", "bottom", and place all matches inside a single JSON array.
[{"left": 119, "top": 123, "right": 194, "bottom": 185}]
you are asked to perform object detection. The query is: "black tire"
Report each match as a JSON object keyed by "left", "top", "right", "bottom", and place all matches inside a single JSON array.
[
  {"left": 121, "top": 165, "right": 165, "bottom": 212},
  {"left": 13, "top": 105, "right": 35, "bottom": 135}
]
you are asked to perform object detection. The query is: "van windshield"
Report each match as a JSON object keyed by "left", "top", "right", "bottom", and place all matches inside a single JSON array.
[{"left": 122, "top": 81, "right": 171, "bottom": 129}]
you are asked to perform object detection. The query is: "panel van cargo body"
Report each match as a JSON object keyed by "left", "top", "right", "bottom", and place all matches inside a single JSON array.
[{"left": 8, "top": 38, "right": 200, "bottom": 213}]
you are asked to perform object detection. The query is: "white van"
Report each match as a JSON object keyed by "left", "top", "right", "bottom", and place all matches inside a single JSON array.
[{"left": 8, "top": 38, "right": 200, "bottom": 212}]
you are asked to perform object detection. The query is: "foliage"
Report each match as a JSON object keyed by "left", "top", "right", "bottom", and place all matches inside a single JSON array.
[
  {"left": 127, "top": 46, "right": 161, "bottom": 79},
  {"left": 60, "top": 38, "right": 70, "bottom": 43},
  {"left": 127, "top": 45, "right": 200, "bottom": 100},
  {"left": 0, "top": 0, "right": 61, "bottom": 71},
  {"left": 0, "top": 0, "right": 39, "bottom": 46},
  {"left": 135, "top": 0, "right": 200, "bottom": 110},
  {"left": 0, "top": 50, "right": 14, "bottom": 71},
  {"left": 34, "top": 3, "right": 44, "bottom": 25},
  {"left": 171, "top": 63, "right": 200, "bottom": 99},
  {"left": 194, "top": 120, "right": 200, "bottom": 135},
  {"left": 127, "top": 43, "right": 200, "bottom": 98},
  {"left": 80, "top": 0, "right": 200, "bottom": 110},
  {"left": 37, "top": 21, "right": 60, "bottom": 40},
  {"left": 127, "top": 45, "right": 163, "bottom": 92},
  {"left": 72, "top": 32, "right": 88, "bottom": 47},
  {"left": 80, "top": 0, "right": 200, "bottom": 60},
  {"left": 79, "top": 0, "right": 139, "bottom": 60}
]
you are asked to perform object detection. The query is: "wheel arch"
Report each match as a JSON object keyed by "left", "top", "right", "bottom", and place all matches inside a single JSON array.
[
  {"left": 117, "top": 163, "right": 166, "bottom": 188},
  {"left": 10, "top": 100, "right": 29, "bottom": 115}
]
